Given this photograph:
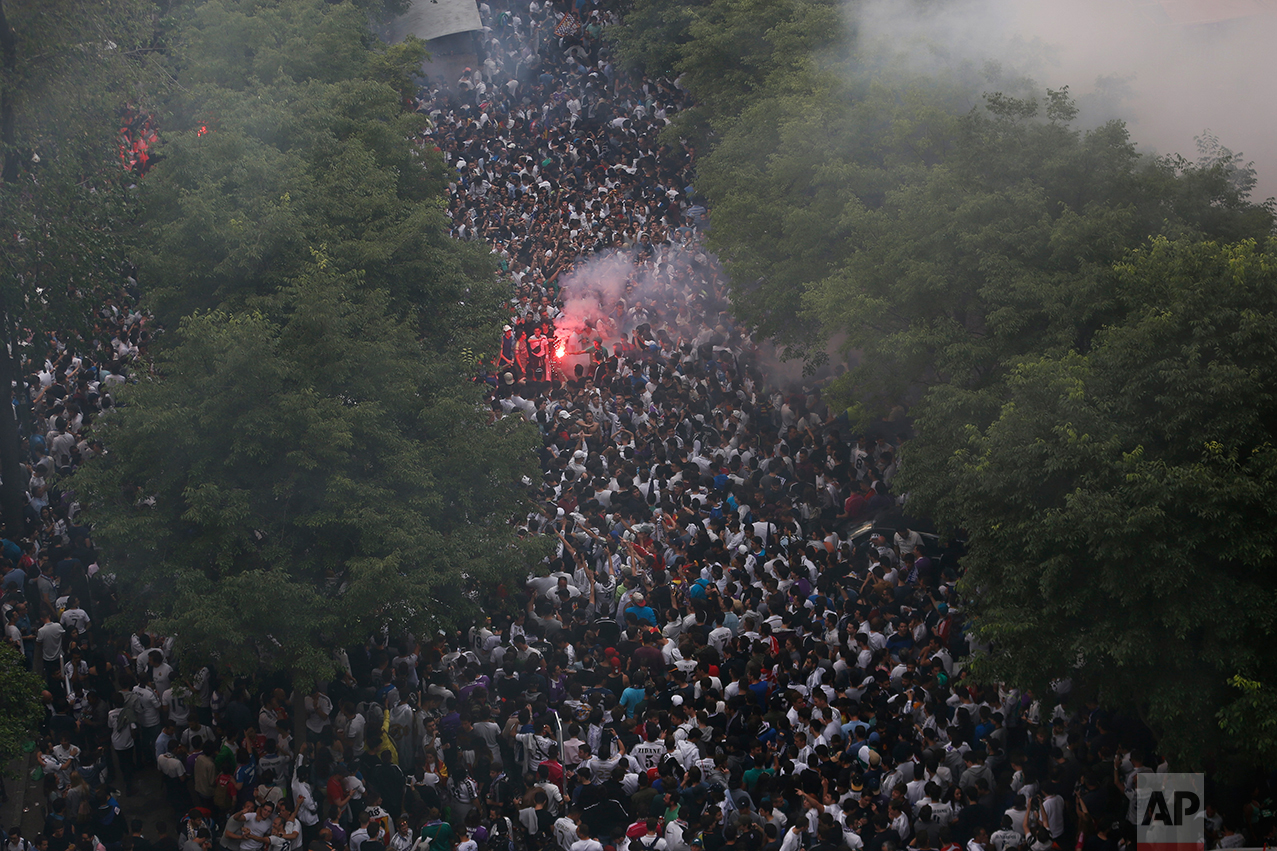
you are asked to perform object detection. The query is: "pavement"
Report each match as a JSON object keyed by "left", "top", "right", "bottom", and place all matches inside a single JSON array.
[
  {"left": 0, "top": 752, "right": 37, "bottom": 834},
  {"left": 1, "top": 752, "right": 176, "bottom": 837}
]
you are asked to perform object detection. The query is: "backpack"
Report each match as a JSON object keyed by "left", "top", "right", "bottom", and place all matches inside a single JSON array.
[
  {"left": 120, "top": 690, "right": 142, "bottom": 727},
  {"left": 485, "top": 816, "right": 515, "bottom": 851},
  {"left": 213, "top": 773, "right": 235, "bottom": 810}
]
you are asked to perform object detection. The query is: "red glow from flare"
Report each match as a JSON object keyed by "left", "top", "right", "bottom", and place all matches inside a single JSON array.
[{"left": 555, "top": 340, "right": 566, "bottom": 359}]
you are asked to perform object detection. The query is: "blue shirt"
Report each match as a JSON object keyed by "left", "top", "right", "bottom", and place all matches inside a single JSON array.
[
  {"left": 619, "top": 687, "right": 646, "bottom": 717},
  {"left": 626, "top": 605, "right": 657, "bottom": 627}
]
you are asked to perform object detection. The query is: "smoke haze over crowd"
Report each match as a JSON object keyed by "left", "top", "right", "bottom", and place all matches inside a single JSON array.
[
  {"left": 851, "top": 0, "right": 1277, "bottom": 200},
  {"left": 552, "top": 246, "right": 726, "bottom": 364}
]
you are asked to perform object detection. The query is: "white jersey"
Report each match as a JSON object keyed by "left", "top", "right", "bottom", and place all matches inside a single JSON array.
[{"left": 630, "top": 740, "right": 665, "bottom": 771}]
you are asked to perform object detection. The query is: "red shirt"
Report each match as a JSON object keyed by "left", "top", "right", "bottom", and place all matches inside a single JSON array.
[
  {"left": 327, "top": 774, "right": 346, "bottom": 806},
  {"left": 539, "top": 759, "right": 564, "bottom": 791}
]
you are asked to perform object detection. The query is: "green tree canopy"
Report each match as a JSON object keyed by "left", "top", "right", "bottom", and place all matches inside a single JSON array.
[
  {"left": 78, "top": 0, "right": 543, "bottom": 695},
  {"left": 614, "top": 0, "right": 1273, "bottom": 390},
  {"left": 80, "top": 264, "right": 540, "bottom": 687},
  {"left": 0, "top": 643, "right": 43, "bottom": 762},
  {"left": 898, "top": 237, "right": 1277, "bottom": 767},
  {"left": 138, "top": 0, "right": 501, "bottom": 350},
  {"left": 0, "top": 0, "right": 167, "bottom": 534},
  {"left": 616, "top": 0, "right": 1277, "bottom": 767}
]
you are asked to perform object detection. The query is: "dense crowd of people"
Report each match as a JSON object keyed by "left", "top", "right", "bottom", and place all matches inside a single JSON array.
[{"left": 1, "top": 1, "right": 1269, "bottom": 851}]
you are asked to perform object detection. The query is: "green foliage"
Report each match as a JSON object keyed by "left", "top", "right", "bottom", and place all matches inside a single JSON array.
[
  {"left": 898, "top": 238, "right": 1277, "bottom": 766},
  {"left": 674, "top": 0, "right": 840, "bottom": 125},
  {"left": 0, "top": 0, "right": 166, "bottom": 354},
  {"left": 80, "top": 266, "right": 543, "bottom": 686},
  {"left": 140, "top": 0, "right": 499, "bottom": 351},
  {"left": 1219, "top": 676, "right": 1277, "bottom": 769},
  {"left": 609, "top": 0, "right": 840, "bottom": 149},
  {"left": 698, "top": 67, "right": 971, "bottom": 352},
  {"left": 0, "top": 0, "right": 169, "bottom": 533},
  {"left": 651, "top": 0, "right": 1273, "bottom": 404},
  {"left": 610, "top": 0, "right": 710, "bottom": 75},
  {"left": 652, "top": 0, "right": 1277, "bottom": 768},
  {"left": 712, "top": 82, "right": 1272, "bottom": 405},
  {"left": 77, "top": 0, "right": 544, "bottom": 687},
  {"left": 0, "top": 643, "right": 43, "bottom": 762}
]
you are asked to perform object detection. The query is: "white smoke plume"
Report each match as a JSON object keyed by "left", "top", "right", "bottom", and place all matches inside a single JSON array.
[
  {"left": 849, "top": 0, "right": 1277, "bottom": 200},
  {"left": 549, "top": 245, "right": 852, "bottom": 392},
  {"left": 551, "top": 244, "right": 730, "bottom": 363}
]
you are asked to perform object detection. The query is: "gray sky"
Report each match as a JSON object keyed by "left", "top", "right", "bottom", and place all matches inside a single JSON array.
[{"left": 854, "top": 0, "right": 1277, "bottom": 200}]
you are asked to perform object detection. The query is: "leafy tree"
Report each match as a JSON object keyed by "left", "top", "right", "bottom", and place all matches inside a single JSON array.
[
  {"left": 0, "top": 0, "right": 165, "bottom": 535},
  {"left": 646, "top": 0, "right": 1273, "bottom": 398},
  {"left": 610, "top": 0, "right": 711, "bottom": 76},
  {"left": 610, "top": 0, "right": 841, "bottom": 153},
  {"left": 898, "top": 238, "right": 1277, "bottom": 766},
  {"left": 697, "top": 66, "right": 973, "bottom": 354},
  {"left": 0, "top": 643, "right": 43, "bottom": 762},
  {"left": 672, "top": 0, "right": 839, "bottom": 125},
  {"left": 1219, "top": 676, "right": 1277, "bottom": 769},
  {"left": 76, "top": 0, "right": 544, "bottom": 740},
  {"left": 138, "top": 0, "right": 499, "bottom": 351},
  {"left": 628, "top": 0, "right": 1277, "bottom": 769},
  {"left": 79, "top": 264, "right": 542, "bottom": 693},
  {"left": 706, "top": 81, "right": 1274, "bottom": 405}
]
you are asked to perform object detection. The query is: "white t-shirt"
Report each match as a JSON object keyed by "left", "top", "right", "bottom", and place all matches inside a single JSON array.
[
  {"left": 163, "top": 687, "right": 192, "bottom": 726},
  {"left": 991, "top": 828, "right": 1020, "bottom": 851},
  {"left": 109, "top": 708, "right": 134, "bottom": 750},
  {"left": 132, "top": 686, "right": 162, "bottom": 726},
  {"left": 1040, "top": 794, "right": 1065, "bottom": 838},
  {"left": 60, "top": 607, "right": 90, "bottom": 633},
  {"left": 238, "top": 812, "right": 275, "bottom": 851},
  {"left": 283, "top": 817, "right": 302, "bottom": 851},
  {"left": 305, "top": 694, "right": 332, "bottom": 734},
  {"left": 149, "top": 662, "right": 175, "bottom": 694},
  {"left": 159, "top": 751, "right": 187, "bottom": 779},
  {"left": 292, "top": 776, "right": 319, "bottom": 826},
  {"left": 37, "top": 621, "right": 65, "bottom": 661},
  {"left": 707, "top": 626, "right": 733, "bottom": 652},
  {"left": 630, "top": 741, "right": 665, "bottom": 771},
  {"left": 339, "top": 712, "right": 366, "bottom": 757}
]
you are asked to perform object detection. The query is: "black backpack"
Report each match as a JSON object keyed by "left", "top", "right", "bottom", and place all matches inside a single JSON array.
[{"left": 485, "top": 816, "right": 515, "bottom": 851}]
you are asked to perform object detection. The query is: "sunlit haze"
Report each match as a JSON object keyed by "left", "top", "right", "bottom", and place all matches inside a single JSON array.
[{"left": 853, "top": 0, "right": 1277, "bottom": 200}]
